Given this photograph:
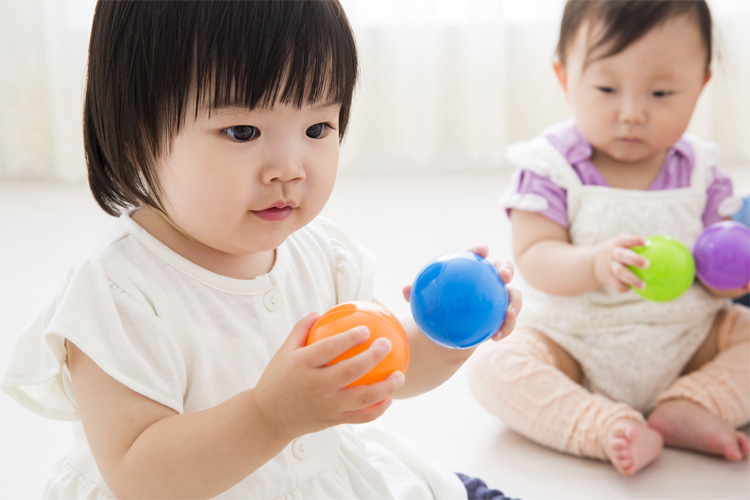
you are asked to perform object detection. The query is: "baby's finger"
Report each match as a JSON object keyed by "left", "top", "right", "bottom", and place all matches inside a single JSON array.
[
  {"left": 468, "top": 244, "right": 490, "bottom": 259},
  {"left": 328, "top": 337, "right": 392, "bottom": 386},
  {"left": 611, "top": 262, "right": 644, "bottom": 292},
  {"left": 341, "top": 371, "right": 405, "bottom": 422},
  {"left": 284, "top": 312, "right": 321, "bottom": 350},
  {"left": 491, "top": 287, "right": 522, "bottom": 341},
  {"left": 617, "top": 247, "right": 649, "bottom": 270},
  {"left": 402, "top": 285, "right": 412, "bottom": 302},
  {"left": 508, "top": 285, "right": 522, "bottom": 315},
  {"left": 494, "top": 259, "right": 515, "bottom": 284},
  {"left": 342, "top": 398, "right": 393, "bottom": 425},
  {"left": 615, "top": 234, "right": 646, "bottom": 249},
  {"left": 306, "top": 326, "right": 370, "bottom": 367}
]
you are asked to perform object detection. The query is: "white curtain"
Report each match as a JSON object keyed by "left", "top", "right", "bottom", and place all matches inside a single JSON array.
[
  {"left": 0, "top": 0, "right": 94, "bottom": 181},
  {"left": 1, "top": 0, "right": 748, "bottom": 181},
  {"left": 340, "top": 0, "right": 750, "bottom": 172}
]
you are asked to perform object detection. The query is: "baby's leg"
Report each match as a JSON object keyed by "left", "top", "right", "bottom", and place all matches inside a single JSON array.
[
  {"left": 468, "top": 329, "right": 663, "bottom": 475},
  {"left": 649, "top": 305, "right": 750, "bottom": 460}
]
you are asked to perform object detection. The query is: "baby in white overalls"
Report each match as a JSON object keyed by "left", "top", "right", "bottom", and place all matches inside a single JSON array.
[{"left": 469, "top": 0, "right": 750, "bottom": 476}]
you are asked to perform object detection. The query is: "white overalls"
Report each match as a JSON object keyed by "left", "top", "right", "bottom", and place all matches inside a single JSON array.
[{"left": 505, "top": 134, "right": 729, "bottom": 413}]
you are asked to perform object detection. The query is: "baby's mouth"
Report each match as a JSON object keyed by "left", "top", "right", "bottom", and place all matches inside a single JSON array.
[{"left": 253, "top": 205, "right": 294, "bottom": 221}]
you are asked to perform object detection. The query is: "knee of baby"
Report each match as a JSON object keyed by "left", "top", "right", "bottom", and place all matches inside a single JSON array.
[
  {"left": 524, "top": 330, "right": 582, "bottom": 383},
  {"left": 719, "top": 305, "right": 750, "bottom": 350},
  {"left": 468, "top": 328, "right": 578, "bottom": 381}
]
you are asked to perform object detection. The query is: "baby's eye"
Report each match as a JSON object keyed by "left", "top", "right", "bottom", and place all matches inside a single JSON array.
[
  {"left": 306, "top": 123, "right": 333, "bottom": 139},
  {"left": 223, "top": 125, "right": 259, "bottom": 142},
  {"left": 597, "top": 86, "right": 615, "bottom": 94},
  {"left": 652, "top": 90, "right": 673, "bottom": 98}
]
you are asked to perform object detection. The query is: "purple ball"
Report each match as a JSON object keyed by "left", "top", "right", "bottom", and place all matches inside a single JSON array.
[{"left": 693, "top": 221, "right": 750, "bottom": 290}]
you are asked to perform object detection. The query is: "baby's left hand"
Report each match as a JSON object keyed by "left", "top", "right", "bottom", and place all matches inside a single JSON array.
[
  {"left": 402, "top": 244, "right": 523, "bottom": 344},
  {"left": 469, "top": 244, "right": 522, "bottom": 342}
]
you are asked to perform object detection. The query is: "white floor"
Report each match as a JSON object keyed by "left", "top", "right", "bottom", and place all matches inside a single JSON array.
[{"left": 1, "top": 169, "right": 749, "bottom": 499}]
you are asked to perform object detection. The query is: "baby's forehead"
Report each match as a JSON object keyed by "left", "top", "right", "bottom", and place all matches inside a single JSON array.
[
  {"left": 570, "top": 20, "right": 600, "bottom": 53},
  {"left": 561, "top": 20, "right": 605, "bottom": 66},
  {"left": 572, "top": 14, "right": 705, "bottom": 71}
]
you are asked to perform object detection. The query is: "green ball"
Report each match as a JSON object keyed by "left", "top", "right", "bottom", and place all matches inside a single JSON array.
[{"left": 628, "top": 235, "right": 695, "bottom": 302}]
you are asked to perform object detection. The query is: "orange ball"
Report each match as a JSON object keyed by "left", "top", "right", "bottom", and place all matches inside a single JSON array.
[{"left": 306, "top": 301, "right": 410, "bottom": 386}]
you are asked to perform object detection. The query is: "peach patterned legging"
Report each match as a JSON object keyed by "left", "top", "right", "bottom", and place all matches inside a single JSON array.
[{"left": 468, "top": 305, "right": 749, "bottom": 461}]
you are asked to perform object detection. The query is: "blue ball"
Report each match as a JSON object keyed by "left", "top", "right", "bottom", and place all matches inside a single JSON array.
[{"left": 410, "top": 251, "right": 508, "bottom": 349}]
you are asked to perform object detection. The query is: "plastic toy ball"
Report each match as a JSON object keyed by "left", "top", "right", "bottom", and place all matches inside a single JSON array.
[
  {"left": 693, "top": 221, "right": 750, "bottom": 290},
  {"left": 305, "top": 301, "right": 409, "bottom": 386},
  {"left": 628, "top": 235, "right": 695, "bottom": 302},
  {"left": 409, "top": 251, "right": 508, "bottom": 349}
]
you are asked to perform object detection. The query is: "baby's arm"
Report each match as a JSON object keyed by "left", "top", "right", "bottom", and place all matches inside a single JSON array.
[
  {"left": 67, "top": 314, "right": 403, "bottom": 499},
  {"left": 393, "top": 245, "right": 522, "bottom": 399},
  {"left": 511, "top": 209, "right": 649, "bottom": 295},
  {"left": 390, "top": 315, "right": 477, "bottom": 399},
  {"left": 701, "top": 282, "right": 750, "bottom": 299}
]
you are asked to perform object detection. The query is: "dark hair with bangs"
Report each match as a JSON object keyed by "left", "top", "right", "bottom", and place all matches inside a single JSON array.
[
  {"left": 84, "top": 0, "right": 358, "bottom": 216},
  {"left": 555, "top": 0, "right": 712, "bottom": 71}
]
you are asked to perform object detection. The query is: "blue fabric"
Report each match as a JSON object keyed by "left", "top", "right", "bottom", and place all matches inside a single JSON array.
[
  {"left": 732, "top": 195, "right": 750, "bottom": 307},
  {"left": 456, "top": 472, "right": 520, "bottom": 500},
  {"left": 732, "top": 195, "right": 750, "bottom": 227}
]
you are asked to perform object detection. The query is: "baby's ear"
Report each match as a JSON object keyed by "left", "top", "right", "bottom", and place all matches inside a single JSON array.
[{"left": 553, "top": 60, "right": 568, "bottom": 95}]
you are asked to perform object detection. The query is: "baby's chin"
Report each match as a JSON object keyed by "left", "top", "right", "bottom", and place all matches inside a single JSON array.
[{"left": 594, "top": 143, "right": 662, "bottom": 167}]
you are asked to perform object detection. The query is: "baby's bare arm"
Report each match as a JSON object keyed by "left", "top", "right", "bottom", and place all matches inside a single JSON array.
[
  {"left": 67, "top": 314, "right": 402, "bottom": 499},
  {"left": 700, "top": 282, "right": 750, "bottom": 299},
  {"left": 511, "top": 209, "right": 648, "bottom": 295},
  {"left": 67, "top": 341, "right": 287, "bottom": 499},
  {"left": 391, "top": 315, "right": 476, "bottom": 399}
]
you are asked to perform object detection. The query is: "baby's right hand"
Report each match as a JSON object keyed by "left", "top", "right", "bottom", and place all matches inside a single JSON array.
[
  {"left": 593, "top": 234, "right": 649, "bottom": 293},
  {"left": 253, "top": 313, "right": 405, "bottom": 441}
]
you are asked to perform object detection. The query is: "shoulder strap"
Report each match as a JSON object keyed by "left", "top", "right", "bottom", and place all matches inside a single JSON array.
[
  {"left": 683, "top": 133, "right": 719, "bottom": 192},
  {"left": 506, "top": 136, "right": 583, "bottom": 191}
]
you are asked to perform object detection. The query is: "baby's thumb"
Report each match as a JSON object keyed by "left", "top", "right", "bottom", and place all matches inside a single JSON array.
[{"left": 286, "top": 312, "right": 321, "bottom": 349}]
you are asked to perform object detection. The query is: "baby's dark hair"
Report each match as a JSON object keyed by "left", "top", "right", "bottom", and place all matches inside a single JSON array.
[
  {"left": 84, "top": 0, "right": 358, "bottom": 216},
  {"left": 555, "top": 0, "right": 712, "bottom": 71}
]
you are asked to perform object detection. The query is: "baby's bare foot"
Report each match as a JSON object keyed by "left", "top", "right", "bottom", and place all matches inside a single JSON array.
[
  {"left": 648, "top": 399, "right": 749, "bottom": 461},
  {"left": 605, "top": 419, "right": 663, "bottom": 476}
]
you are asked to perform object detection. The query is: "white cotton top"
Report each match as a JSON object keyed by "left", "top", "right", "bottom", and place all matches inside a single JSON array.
[{"left": 1, "top": 214, "right": 466, "bottom": 499}]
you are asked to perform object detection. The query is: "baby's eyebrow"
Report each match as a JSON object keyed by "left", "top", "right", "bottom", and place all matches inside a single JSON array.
[
  {"left": 204, "top": 101, "right": 340, "bottom": 119},
  {"left": 309, "top": 101, "right": 340, "bottom": 111},
  {"left": 203, "top": 105, "right": 249, "bottom": 118},
  {"left": 648, "top": 72, "right": 678, "bottom": 82}
]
